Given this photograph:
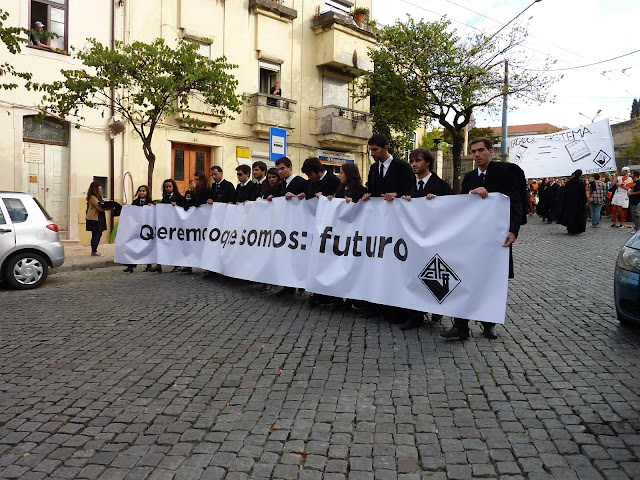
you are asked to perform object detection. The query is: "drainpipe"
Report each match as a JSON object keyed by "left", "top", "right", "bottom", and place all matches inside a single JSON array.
[{"left": 109, "top": 0, "right": 116, "bottom": 229}]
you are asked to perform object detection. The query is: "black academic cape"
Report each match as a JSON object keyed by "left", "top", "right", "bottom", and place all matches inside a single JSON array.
[
  {"left": 366, "top": 156, "right": 414, "bottom": 197},
  {"left": 407, "top": 172, "right": 453, "bottom": 198},
  {"left": 235, "top": 181, "right": 258, "bottom": 203},
  {"left": 461, "top": 161, "right": 524, "bottom": 278},
  {"left": 211, "top": 179, "right": 236, "bottom": 203},
  {"left": 275, "top": 175, "right": 307, "bottom": 197},
  {"left": 188, "top": 188, "right": 212, "bottom": 208},
  {"left": 558, "top": 177, "right": 586, "bottom": 234},
  {"left": 307, "top": 171, "right": 341, "bottom": 198},
  {"left": 161, "top": 191, "right": 188, "bottom": 209}
]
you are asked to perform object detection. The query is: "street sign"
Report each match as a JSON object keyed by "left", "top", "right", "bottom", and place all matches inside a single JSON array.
[{"left": 270, "top": 126, "right": 287, "bottom": 163}]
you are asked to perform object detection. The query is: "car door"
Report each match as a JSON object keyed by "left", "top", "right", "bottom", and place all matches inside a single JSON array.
[{"left": 0, "top": 199, "right": 16, "bottom": 263}]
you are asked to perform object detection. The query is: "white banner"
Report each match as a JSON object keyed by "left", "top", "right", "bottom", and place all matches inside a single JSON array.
[
  {"left": 115, "top": 195, "right": 511, "bottom": 323},
  {"left": 510, "top": 119, "right": 616, "bottom": 178}
]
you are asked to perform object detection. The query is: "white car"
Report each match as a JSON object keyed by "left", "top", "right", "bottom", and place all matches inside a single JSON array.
[{"left": 0, "top": 192, "right": 65, "bottom": 289}]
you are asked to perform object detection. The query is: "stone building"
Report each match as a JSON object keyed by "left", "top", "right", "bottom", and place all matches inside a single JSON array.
[{"left": 0, "top": 0, "right": 375, "bottom": 243}]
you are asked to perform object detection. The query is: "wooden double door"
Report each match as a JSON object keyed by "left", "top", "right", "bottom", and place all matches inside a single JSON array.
[{"left": 171, "top": 143, "right": 211, "bottom": 194}]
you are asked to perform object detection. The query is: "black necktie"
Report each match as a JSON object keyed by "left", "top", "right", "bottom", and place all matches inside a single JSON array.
[
  {"left": 380, "top": 162, "right": 384, "bottom": 177},
  {"left": 480, "top": 172, "right": 486, "bottom": 185},
  {"left": 418, "top": 180, "right": 424, "bottom": 194}
]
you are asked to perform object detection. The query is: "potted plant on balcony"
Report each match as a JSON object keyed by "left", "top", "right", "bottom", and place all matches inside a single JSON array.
[{"left": 352, "top": 7, "right": 369, "bottom": 23}]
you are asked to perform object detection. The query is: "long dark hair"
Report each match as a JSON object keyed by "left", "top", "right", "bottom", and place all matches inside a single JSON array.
[
  {"left": 162, "top": 178, "right": 179, "bottom": 196},
  {"left": 86, "top": 181, "right": 103, "bottom": 202},
  {"left": 194, "top": 171, "right": 209, "bottom": 193},
  {"left": 336, "top": 163, "right": 364, "bottom": 197},
  {"left": 135, "top": 185, "right": 150, "bottom": 199}
]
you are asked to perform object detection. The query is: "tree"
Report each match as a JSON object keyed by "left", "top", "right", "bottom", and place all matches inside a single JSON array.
[
  {"left": 442, "top": 126, "right": 501, "bottom": 149},
  {"left": 620, "top": 119, "right": 640, "bottom": 162},
  {"left": 419, "top": 129, "right": 449, "bottom": 157},
  {"left": 631, "top": 98, "right": 640, "bottom": 119},
  {"left": 0, "top": 9, "right": 32, "bottom": 90},
  {"left": 34, "top": 38, "right": 242, "bottom": 193},
  {"left": 357, "top": 17, "right": 554, "bottom": 192}
]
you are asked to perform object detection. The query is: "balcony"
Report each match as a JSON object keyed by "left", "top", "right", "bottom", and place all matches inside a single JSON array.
[
  {"left": 175, "top": 94, "right": 223, "bottom": 127},
  {"left": 249, "top": 0, "right": 297, "bottom": 21},
  {"left": 311, "top": 11, "right": 376, "bottom": 74},
  {"left": 243, "top": 93, "right": 297, "bottom": 138},
  {"left": 311, "top": 105, "right": 373, "bottom": 150}
]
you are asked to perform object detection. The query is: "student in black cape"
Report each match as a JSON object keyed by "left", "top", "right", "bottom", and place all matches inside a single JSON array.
[
  {"left": 398, "top": 148, "right": 453, "bottom": 330},
  {"left": 123, "top": 185, "right": 153, "bottom": 273},
  {"left": 234, "top": 164, "right": 258, "bottom": 203},
  {"left": 441, "top": 138, "right": 523, "bottom": 341},
  {"left": 209, "top": 166, "right": 236, "bottom": 204},
  {"left": 558, "top": 169, "right": 587, "bottom": 235},
  {"left": 147, "top": 179, "right": 187, "bottom": 273},
  {"left": 301, "top": 157, "right": 341, "bottom": 199}
]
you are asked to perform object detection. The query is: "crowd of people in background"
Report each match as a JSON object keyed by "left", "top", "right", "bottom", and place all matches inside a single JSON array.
[{"left": 527, "top": 166, "right": 640, "bottom": 235}]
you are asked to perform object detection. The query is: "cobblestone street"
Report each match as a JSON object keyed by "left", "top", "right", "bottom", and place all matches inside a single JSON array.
[{"left": 1, "top": 219, "right": 640, "bottom": 480}]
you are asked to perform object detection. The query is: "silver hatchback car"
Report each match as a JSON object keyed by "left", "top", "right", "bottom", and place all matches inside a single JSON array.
[{"left": 0, "top": 192, "right": 65, "bottom": 289}]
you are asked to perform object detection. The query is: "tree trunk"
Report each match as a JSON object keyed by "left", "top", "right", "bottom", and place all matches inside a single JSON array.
[
  {"left": 146, "top": 152, "right": 156, "bottom": 199},
  {"left": 451, "top": 133, "right": 464, "bottom": 194}
]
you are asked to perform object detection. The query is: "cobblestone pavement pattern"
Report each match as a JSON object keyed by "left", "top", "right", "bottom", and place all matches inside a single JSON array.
[{"left": 2, "top": 219, "right": 640, "bottom": 480}]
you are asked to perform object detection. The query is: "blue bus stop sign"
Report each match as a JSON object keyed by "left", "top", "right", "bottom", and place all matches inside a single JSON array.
[{"left": 270, "top": 126, "right": 287, "bottom": 163}]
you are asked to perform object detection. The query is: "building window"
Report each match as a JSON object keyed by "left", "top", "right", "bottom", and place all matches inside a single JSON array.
[
  {"left": 30, "top": 0, "right": 67, "bottom": 52},
  {"left": 186, "top": 39, "right": 210, "bottom": 59},
  {"left": 23, "top": 116, "right": 69, "bottom": 145},
  {"left": 324, "top": 0, "right": 352, "bottom": 15},
  {"left": 174, "top": 150, "right": 185, "bottom": 181},
  {"left": 259, "top": 60, "right": 280, "bottom": 95}
]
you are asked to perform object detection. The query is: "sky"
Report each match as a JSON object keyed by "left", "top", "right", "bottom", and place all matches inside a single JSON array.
[{"left": 371, "top": 0, "right": 640, "bottom": 131}]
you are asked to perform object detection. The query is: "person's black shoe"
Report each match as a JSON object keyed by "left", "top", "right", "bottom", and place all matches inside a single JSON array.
[
  {"left": 144, "top": 265, "right": 154, "bottom": 272},
  {"left": 431, "top": 313, "right": 443, "bottom": 322},
  {"left": 171, "top": 266, "right": 180, "bottom": 272},
  {"left": 179, "top": 267, "right": 192, "bottom": 273},
  {"left": 307, "top": 294, "right": 319, "bottom": 307},
  {"left": 276, "top": 286, "right": 295, "bottom": 297},
  {"left": 399, "top": 316, "right": 424, "bottom": 330},
  {"left": 441, "top": 325, "right": 470, "bottom": 340},
  {"left": 123, "top": 266, "right": 134, "bottom": 273},
  {"left": 357, "top": 306, "right": 380, "bottom": 318},
  {"left": 482, "top": 323, "right": 498, "bottom": 339},
  {"left": 151, "top": 265, "right": 162, "bottom": 273}
]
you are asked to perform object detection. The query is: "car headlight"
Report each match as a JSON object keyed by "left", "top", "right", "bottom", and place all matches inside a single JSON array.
[{"left": 618, "top": 246, "right": 640, "bottom": 273}]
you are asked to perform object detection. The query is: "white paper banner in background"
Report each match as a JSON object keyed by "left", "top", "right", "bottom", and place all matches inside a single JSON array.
[
  {"left": 509, "top": 119, "right": 616, "bottom": 178},
  {"left": 115, "top": 195, "right": 511, "bottom": 323}
]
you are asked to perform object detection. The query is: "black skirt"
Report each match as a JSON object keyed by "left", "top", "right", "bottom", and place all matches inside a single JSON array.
[{"left": 86, "top": 212, "right": 107, "bottom": 232}]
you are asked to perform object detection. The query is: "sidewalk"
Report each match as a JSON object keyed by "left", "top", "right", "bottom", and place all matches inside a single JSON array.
[{"left": 54, "top": 241, "right": 117, "bottom": 273}]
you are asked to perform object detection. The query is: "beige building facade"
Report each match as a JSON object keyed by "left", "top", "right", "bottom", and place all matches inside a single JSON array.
[{"left": 0, "top": 0, "right": 375, "bottom": 243}]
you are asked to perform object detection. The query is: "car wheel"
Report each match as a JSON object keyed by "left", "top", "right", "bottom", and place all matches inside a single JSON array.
[
  {"left": 617, "top": 308, "right": 632, "bottom": 325},
  {"left": 4, "top": 252, "right": 48, "bottom": 290}
]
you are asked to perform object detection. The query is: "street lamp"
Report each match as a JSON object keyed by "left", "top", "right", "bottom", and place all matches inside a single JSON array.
[{"left": 579, "top": 109, "right": 602, "bottom": 123}]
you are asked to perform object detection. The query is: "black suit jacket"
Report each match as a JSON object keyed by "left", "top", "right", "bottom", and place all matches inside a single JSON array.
[
  {"left": 367, "top": 156, "right": 414, "bottom": 197},
  {"left": 211, "top": 179, "right": 236, "bottom": 203},
  {"left": 235, "top": 181, "right": 258, "bottom": 203},
  {"left": 461, "top": 161, "right": 523, "bottom": 237},
  {"left": 276, "top": 175, "right": 307, "bottom": 197},
  {"left": 407, "top": 172, "right": 453, "bottom": 198},
  {"left": 307, "top": 171, "right": 341, "bottom": 198}
]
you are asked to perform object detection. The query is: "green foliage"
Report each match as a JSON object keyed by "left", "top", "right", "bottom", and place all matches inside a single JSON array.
[
  {"left": 442, "top": 126, "right": 500, "bottom": 147},
  {"left": 0, "top": 9, "right": 32, "bottom": 90},
  {"left": 631, "top": 98, "right": 640, "bottom": 119},
  {"left": 356, "top": 16, "right": 554, "bottom": 191},
  {"left": 419, "top": 131, "right": 448, "bottom": 157},
  {"left": 620, "top": 119, "right": 640, "bottom": 162},
  {"left": 34, "top": 38, "right": 242, "bottom": 192}
]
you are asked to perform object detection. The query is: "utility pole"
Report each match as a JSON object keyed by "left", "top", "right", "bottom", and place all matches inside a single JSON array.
[{"left": 500, "top": 60, "right": 509, "bottom": 162}]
